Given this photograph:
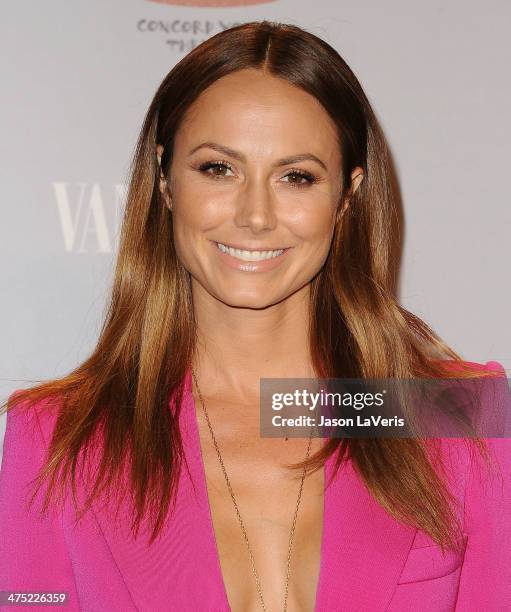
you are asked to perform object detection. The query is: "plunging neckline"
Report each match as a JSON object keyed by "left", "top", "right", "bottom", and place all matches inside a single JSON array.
[{"left": 182, "top": 368, "right": 332, "bottom": 612}]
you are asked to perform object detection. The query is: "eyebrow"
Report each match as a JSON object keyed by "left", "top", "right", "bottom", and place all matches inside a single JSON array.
[{"left": 187, "top": 141, "right": 328, "bottom": 172}]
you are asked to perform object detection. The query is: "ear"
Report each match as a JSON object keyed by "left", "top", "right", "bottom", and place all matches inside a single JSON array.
[
  {"left": 336, "top": 166, "right": 364, "bottom": 222},
  {"left": 350, "top": 167, "right": 364, "bottom": 196},
  {"left": 156, "top": 143, "right": 164, "bottom": 166},
  {"left": 156, "top": 143, "right": 172, "bottom": 211}
]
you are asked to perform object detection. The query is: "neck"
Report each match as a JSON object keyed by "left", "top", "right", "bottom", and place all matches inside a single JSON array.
[{"left": 191, "top": 282, "right": 317, "bottom": 402}]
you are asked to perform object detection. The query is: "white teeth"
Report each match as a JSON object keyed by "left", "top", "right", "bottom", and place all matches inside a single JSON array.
[{"left": 216, "top": 242, "right": 285, "bottom": 261}]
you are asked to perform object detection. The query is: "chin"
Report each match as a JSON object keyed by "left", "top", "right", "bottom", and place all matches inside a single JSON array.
[{"left": 215, "top": 290, "right": 283, "bottom": 310}]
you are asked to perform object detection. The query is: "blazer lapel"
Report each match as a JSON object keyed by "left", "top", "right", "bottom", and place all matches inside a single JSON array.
[
  {"left": 315, "top": 450, "right": 416, "bottom": 611},
  {"left": 80, "top": 369, "right": 231, "bottom": 611}
]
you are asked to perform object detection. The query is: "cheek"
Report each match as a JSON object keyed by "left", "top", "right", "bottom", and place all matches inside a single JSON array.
[
  {"left": 170, "top": 194, "right": 228, "bottom": 270},
  {"left": 287, "top": 206, "right": 336, "bottom": 255},
  {"left": 172, "top": 181, "right": 229, "bottom": 233}
]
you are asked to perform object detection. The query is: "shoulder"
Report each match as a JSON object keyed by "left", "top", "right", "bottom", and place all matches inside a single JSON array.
[
  {"left": 437, "top": 358, "right": 507, "bottom": 376},
  {"left": 425, "top": 360, "right": 511, "bottom": 500},
  {"left": 437, "top": 360, "right": 511, "bottom": 516},
  {"left": 435, "top": 358, "right": 509, "bottom": 435},
  {"left": 1, "top": 391, "right": 62, "bottom": 476}
]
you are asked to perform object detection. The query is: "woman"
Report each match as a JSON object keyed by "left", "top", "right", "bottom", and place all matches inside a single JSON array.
[{"left": 1, "top": 20, "right": 510, "bottom": 612}]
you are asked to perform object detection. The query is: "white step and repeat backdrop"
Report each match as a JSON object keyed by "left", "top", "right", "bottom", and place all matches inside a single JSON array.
[{"left": 1, "top": 0, "right": 510, "bottom": 458}]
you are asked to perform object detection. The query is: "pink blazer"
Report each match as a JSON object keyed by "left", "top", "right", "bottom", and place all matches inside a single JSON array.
[{"left": 1, "top": 361, "right": 510, "bottom": 611}]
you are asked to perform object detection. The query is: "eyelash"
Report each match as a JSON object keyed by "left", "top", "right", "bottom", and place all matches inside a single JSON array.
[{"left": 196, "top": 160, "right": 318, "bottom": 188}]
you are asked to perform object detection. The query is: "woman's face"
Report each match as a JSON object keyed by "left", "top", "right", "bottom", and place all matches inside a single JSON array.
[{"left": 163, "top": 68, "right": 363, "bottom": 309}]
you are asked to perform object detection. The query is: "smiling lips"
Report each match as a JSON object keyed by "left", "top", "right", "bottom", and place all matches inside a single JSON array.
[
  {"left": 216, "top": 241, "right": 285, "bottom": 262},
  {"left": 212, "top": 240, "right": 290, "bottom": 271}
]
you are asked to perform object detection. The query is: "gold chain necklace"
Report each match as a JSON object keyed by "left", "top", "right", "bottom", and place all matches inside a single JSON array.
[{"left": 191, "top": 367, "right": 313, "bottom": 612}]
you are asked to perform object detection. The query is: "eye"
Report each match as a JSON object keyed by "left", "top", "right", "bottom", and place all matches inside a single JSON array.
[
  {"left": 196, "top": 161, "right": 318, "bottom": 187},
  {"left": 197, "top": 160, "right": 235, "bottom": 179},
  {"left": 282, "top": 169, "right": 317, "bottom": 188}
]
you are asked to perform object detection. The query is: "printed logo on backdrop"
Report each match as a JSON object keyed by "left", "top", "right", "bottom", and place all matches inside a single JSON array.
[
  {"left": 53, "top": 183, "right": 127, "bottom": 253},
  {"left": 140, "top": 0, "right": 278, "bottom": 52}
]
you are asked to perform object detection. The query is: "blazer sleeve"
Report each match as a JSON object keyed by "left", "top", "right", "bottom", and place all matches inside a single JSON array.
[
  {"left": 455, "top": 361, "right": 511, "bottom": 611},
  {"left": 0, "top": 394, "right": 80, "bottom": 610}
]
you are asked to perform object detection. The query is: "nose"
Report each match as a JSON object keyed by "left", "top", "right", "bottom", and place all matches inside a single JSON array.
[{"left": 233, "top": 176, "right": 278, "bottom": 233}]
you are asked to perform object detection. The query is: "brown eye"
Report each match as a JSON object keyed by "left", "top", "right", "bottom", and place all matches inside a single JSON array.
[
  {"left": 282, "top": 170, "right": 317, "bottom": 187},
  {"left": 198, "top": 161, "right": 234, "bottom": 178}
]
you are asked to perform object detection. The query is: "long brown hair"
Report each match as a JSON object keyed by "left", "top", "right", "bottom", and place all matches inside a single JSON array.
[{"left": 1, "top": 20, "right": 500, "bottom": 551}]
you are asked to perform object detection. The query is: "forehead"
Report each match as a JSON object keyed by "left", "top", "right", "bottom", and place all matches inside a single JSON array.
[{"left": 174, "top": 68, "right": 341, "bottom": 166}]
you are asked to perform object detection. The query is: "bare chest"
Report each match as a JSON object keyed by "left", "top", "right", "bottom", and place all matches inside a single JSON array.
[{"left": 194, "top": 396, "right": 325, "bottom": 612}]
